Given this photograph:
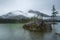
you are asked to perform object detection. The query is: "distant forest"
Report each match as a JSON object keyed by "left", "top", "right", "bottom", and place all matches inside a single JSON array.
[{"left": 0, "top": 17, "right": 39, "bottom": 23}]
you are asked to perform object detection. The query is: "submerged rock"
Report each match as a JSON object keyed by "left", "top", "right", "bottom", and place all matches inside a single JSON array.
[
  {"left": 54, "top": 33, "right": 60, "bottom": 36},
  {"left": 23, "top": 21, "right": 52, "bottom": 32}
]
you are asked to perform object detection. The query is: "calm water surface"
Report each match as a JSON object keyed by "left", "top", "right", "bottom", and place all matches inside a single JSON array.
[{"left": 0, "top": 23, "right": 60, "bottom": 40}]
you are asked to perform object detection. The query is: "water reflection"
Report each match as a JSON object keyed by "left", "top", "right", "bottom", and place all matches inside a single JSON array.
[
  {"left": 0, "top": 23, "right": 60, "bottom": 40},
  {"left": 29, "top": 32, "right": 44, "bottom": 40}
]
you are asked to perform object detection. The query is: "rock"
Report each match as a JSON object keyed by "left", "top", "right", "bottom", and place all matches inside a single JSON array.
[
  {"left": 54, "top": 33, "right": 60, "bottom": 36},
  {"left": 23, "top": 21, "right": 52, "bottom": 32}
]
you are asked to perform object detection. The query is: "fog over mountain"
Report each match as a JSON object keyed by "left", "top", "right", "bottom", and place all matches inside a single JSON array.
[
  {"left": 28, "top": 10, "right": 50, "bottom": 17},
  {"left": 0, "top": 0, "right": 60, "bottom": 16},
  {"left": 0, "top": 10, "right": 59, "bottom": 20},
  {"left": 0, "top": 10, "right": 36, "bottom": 19}
]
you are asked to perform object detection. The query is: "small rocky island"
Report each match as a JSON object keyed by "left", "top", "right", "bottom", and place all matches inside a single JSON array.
[
  {"left": 23, "top": 6, "right": 59, "bottom": 32},
  {"left": 23, "top": 21, "right": 52, "bottom": 32}
]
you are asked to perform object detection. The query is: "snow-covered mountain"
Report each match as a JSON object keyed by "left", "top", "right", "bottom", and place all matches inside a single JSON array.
[
  {"left": 7, "top": 15, "right": 29, "bottom": 19},
  {"left": 0, "top": 11, "right": 29, "bottom": 19},
  {"left": 2, "top": 12, "right": 17, "bottom": 19},
  {"left": 0, "top": 10, "right": 60, "bottom": 20},
  {"left": 28, "top": 10, "right": 50, "bottom": 17}
]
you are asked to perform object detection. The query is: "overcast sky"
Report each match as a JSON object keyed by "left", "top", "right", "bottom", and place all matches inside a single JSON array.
[{"left": 0, "top": 0, "right": 60, "bottom": 16}]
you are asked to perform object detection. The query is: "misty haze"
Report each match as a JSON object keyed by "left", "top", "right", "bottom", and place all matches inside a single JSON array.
[{"left": 0, "top": 0, "right": 60, "bottom": 40}]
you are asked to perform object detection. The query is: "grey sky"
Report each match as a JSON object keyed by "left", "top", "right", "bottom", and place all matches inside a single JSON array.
[{"left": 0, "top": 0, "right": 60, "bottom": 16}]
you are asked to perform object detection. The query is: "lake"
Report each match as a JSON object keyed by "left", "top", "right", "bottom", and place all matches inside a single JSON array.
[{"left": 0, "top": 23, "right": 60, "bottom": 40}]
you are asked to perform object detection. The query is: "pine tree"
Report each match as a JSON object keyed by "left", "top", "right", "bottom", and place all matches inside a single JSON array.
[
  {"left": 51, "top": 5, "right": 59, "bottom": 34},
  {"left": 51, "top": 5, "right": 58, "bottom": 22}
]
